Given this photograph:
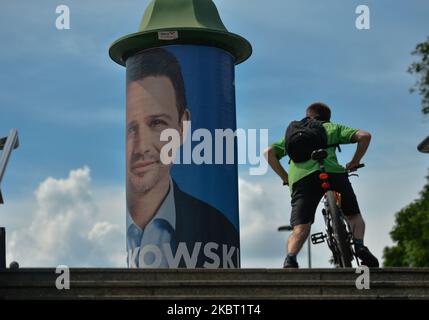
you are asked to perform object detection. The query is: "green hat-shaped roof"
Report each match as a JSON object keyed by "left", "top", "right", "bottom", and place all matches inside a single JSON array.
[{"left": 109, "top": 0, "right": 252, "bottom": 66}]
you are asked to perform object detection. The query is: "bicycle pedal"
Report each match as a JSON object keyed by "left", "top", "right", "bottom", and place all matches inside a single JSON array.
[{"left": 311, "top": 232, "right": 327, "bottom": 244}]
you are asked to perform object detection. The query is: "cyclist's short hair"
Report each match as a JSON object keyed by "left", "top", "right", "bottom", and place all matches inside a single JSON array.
[{"left": 306, "top": 102, "right": 331, "bottom": 122}]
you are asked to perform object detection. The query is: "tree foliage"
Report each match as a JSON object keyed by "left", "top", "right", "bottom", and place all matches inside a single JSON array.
[
  {"left": 383, "top": 172, "right": 429, "bottom": 267},
  {"left": 408, "top": 37, "right": 429, "bottom": 115}
]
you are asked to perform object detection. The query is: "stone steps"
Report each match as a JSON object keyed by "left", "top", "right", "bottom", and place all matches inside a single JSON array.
[{"left": 1, "top": 268, "right": 429, "bottom": 300}]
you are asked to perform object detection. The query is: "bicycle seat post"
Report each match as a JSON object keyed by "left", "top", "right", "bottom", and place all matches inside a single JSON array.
[{"left": 311, "top": 149, "right": 328, "bottom": 172}]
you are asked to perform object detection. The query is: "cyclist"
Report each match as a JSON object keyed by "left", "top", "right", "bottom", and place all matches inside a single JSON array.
[{"left": 264, "top": 102, "right": 379, "bottom": 268}]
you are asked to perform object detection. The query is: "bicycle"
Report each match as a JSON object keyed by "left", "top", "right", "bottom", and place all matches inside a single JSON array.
[{"left": 309, "top": 149, "right": 364, "bottom": 268}]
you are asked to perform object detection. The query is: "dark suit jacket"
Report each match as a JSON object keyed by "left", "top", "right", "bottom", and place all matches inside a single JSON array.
[{"left": 171, "top": 180, "right": 239, "bottom": 268}]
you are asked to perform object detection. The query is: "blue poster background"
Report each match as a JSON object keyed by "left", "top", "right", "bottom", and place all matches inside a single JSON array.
[{"left": 166, "top": 45, "right": 239, "bottom": 231}]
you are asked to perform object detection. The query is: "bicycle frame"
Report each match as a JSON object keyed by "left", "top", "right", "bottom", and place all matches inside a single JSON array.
[
  {"left": 310, "top": 149, "right": 361, "bottom": 267},
  {"left": 321, "top": 190, "right": 359, "bottom": 267}
]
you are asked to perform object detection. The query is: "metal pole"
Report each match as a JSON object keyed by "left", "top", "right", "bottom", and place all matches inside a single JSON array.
[
  {"left": 0, "top": 128, "right": 19, "bottom": 184},
  {"left": 0, "top": 227, "right": 5, "bottom": 269},
  {"left": 0, "top": 129, "right": 19, "bottom": 268}
]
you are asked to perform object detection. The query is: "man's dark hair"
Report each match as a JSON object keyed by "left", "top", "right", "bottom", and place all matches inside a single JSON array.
[
  {"left": 126, "top": 48, "right": 187, "bottom": 119},
  {"left": 306, "top": 102, "right": 331, "bottom": 122}
]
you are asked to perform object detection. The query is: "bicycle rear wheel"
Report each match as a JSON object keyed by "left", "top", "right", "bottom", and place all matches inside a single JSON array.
[{"left": 326, "top": 192, "right": 353, "bottom": 267}]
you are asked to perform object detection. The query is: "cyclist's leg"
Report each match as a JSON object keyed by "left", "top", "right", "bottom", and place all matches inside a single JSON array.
[
  {"left": 288, "top": 172, "right": 324, "bottom": 255},
  {"left": 329, "top": 173, "right": 379, "bottom": 267},
  {"left": 287, "top": 223, "right": 311, "bottom": 255},
  {"left": 346, "top": 213, "right": 365, "bottom": 239},
  {"left": 328, "top": 173, "right": 363, "bottom": 238}
]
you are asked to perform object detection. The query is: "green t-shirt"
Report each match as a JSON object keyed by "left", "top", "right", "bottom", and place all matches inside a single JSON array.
[{"left": 271, "top": 122, "right": 359, "bottom": 191}]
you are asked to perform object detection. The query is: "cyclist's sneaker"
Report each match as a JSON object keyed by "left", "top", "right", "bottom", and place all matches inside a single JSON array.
[
  {"left": 283, "top": 256, "right": 299, "bottom": 268},
  {"left": 356, "top": 246, "right": 379, "bottom": 267}
]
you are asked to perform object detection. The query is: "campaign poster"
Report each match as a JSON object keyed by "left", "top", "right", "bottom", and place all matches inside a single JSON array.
[{"left": 125, "top": 45, "right": 239, "bottom": 268}]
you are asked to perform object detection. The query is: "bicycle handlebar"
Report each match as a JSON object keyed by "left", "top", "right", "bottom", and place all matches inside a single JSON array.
[{"left": 347, "top": 163, "right": 365, "bottom": 173}]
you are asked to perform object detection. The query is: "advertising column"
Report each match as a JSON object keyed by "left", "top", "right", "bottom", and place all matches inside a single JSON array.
[{"left": 109, "top": 0, "right": 252, "bottom": 269}]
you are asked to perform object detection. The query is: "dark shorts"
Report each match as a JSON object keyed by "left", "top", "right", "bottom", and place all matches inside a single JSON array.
[{"left": 290, "top": 171, "right": 361, "bottom": 227}]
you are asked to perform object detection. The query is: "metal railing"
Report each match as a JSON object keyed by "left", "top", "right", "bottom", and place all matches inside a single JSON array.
[{"left": 0, "top": 129, "right": 19, "bottom": 269}]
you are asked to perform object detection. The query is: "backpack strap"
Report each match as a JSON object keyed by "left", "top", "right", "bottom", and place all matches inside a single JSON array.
[{"left": 327, "top": 144, "right": 341, "bottom": 153}]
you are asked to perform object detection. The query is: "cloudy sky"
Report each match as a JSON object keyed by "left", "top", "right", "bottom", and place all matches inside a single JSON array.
[{"left": 1, "top": 0, "right": 428, "bottom": 268}]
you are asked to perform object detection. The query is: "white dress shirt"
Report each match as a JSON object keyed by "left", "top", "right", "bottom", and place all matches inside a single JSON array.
[{"left": 126, "top": 178, "right": 176, "bottom": 268}]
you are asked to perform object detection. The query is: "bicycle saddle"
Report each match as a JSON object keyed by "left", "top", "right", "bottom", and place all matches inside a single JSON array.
[{"left": 311, "top": 149, "right": 328, "bottom": 161}]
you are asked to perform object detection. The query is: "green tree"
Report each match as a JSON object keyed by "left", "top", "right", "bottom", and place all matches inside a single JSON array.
[
  {"left": 408, "top": 37, "right": 429, "bottom": 115},
  {"left": 383, "top": 38, "right": 429, "bottom": 267},
  {"left": 383, "top": 172, "right": 429, "bottom": 267}
]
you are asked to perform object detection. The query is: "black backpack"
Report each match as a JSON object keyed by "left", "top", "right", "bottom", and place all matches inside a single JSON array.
[{"left": 284, "top": 118, "right": 339, "bottom": 163}]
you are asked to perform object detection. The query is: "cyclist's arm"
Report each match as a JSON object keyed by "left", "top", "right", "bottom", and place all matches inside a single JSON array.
[
  {"left": 347, "top": 130, "right": 371, "bottom": 170},
  {"left": 264, "top": 146, "right": 289, "bottom": 185}
]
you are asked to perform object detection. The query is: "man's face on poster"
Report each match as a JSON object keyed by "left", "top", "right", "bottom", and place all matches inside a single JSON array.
[{"left": 126, "top": 76, "right": 186, "bottom": 195}]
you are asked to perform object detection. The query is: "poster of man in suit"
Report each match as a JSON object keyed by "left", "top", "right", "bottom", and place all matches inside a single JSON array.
[{"left": 126, "top": 46, "right": 240, "bottom": 268}]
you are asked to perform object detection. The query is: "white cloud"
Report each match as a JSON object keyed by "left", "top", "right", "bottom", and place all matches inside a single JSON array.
[
  {"left": 88, "top": 221, "right": 119, "bottom": 241},
  {"left": 6, "top": 166, "right": 126, "bottom": 268},
  {"left": 239, "top": 177, "right": 290, "bottom": 268}
]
